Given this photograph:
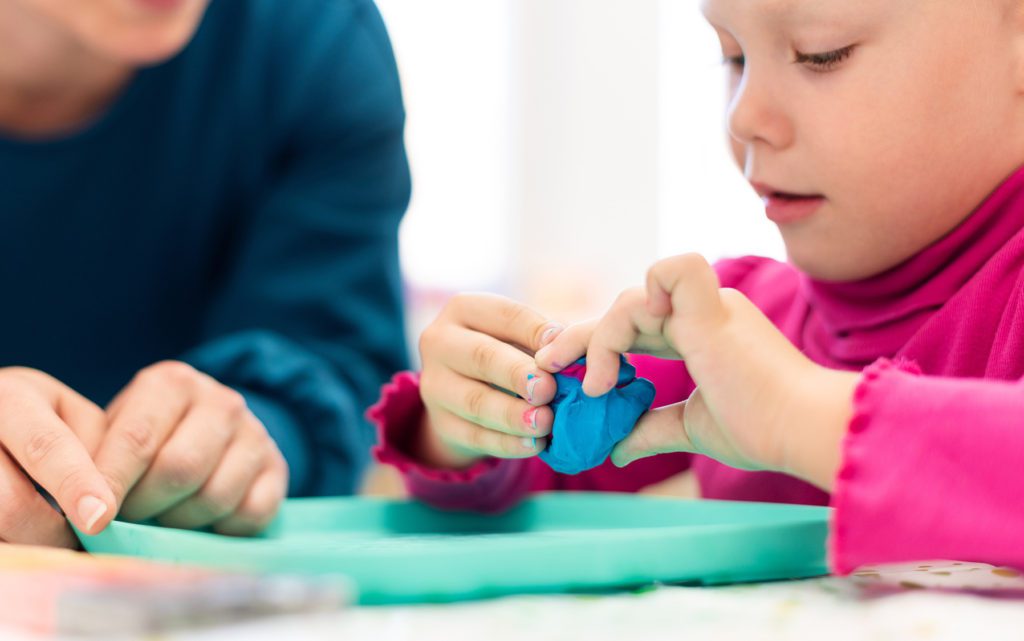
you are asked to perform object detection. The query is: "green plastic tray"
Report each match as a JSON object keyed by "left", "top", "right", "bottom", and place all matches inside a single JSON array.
[{"left": 79, "top": 493, "right": 830, "bottom": 605}]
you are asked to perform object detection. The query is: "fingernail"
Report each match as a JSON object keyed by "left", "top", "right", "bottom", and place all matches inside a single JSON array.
[
  {"left": 526, "top": 374, "right": 540, "bottom": 404},
  {"left": 78, "top": 495, "right": 108, "bottom": 532},
  {"left": 540, "top": 324, "right": 563, "bottom": 346},
  {"left": 523, "top": 407, "right": 539, "bottom": 432},
  {"left": 521, "top": 437, "right": 537, "bottom": 450},
  {"left": 551, "top": 362, "right": 564, "bottom": 370}
]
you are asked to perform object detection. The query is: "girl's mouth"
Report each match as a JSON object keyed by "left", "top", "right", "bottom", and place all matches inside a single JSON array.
[{"left": 751, "top": 183, "right": 826, "bottom": 224}]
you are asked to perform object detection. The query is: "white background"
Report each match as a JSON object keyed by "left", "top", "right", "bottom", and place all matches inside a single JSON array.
[{"left": 375, "top": 0, "right": 786, "bottom": 347}]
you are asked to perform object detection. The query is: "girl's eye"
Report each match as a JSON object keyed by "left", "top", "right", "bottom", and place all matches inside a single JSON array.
[
  {"left": 722, "top": 54, "right": 745, "bottom": 71},
  {"left": 793, "top": 45, "right": 855, "bottom": 72}
]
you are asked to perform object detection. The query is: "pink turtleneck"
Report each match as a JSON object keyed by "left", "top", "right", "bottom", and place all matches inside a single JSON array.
[{"left": 371, "top": 167, "right": 1024, "bottom": 575}]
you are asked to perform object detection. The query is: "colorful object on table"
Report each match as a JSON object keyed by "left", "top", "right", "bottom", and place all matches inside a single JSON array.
[
  {"left": 79, "top": 494, "right": 831, "bottom": 605},
  {"left": 0, "top": 544, "right": 347, "bottom": 636},
  {"left": 539, "top": 357, "right": 656, "bottom": 475}
]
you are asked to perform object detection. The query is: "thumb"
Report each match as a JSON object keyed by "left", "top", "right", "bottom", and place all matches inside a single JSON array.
[{"left": 611, "top": 400, "right": 696, "bottom": 467}]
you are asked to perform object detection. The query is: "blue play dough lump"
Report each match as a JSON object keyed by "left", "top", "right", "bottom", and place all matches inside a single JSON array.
[{"left": 538, "top": 357, "right": 656, "bottom": 475}]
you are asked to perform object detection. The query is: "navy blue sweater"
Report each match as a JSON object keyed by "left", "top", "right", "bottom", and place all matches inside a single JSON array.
[{"left": 0, "top": 0, "right": 411, "bottom": 497}]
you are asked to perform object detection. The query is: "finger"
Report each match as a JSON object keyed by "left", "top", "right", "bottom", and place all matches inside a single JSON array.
[
  {"left": 646, "top": 254, "right": 724, "bottom": 329},
  {"left": 94, "top": 367, "right": 194, "bottom": 509},
  {"left": 433, "top": 412, "right": 548, "bottom": 461},
  {"left": 583, "top": 288, "right": 667, "bottom": 397},
  {"left": 119, "top": 394, "right": 243, "bottom": 522},
  {"left": 55, "top": 389, "right": 107, "bottom": 458},
  {"left": 432, "top": 325, "right": 557, "bottom": 407},
  {"left": 156, "top": 426, "right": 268, "bottom": 530},
  {"left": 0, "top": 450, "right": 78, "bottom": 547},
  {"left": 424, "top": 368, "right": 553, "bottom": 438},
  {"left": 446, "top": 293, "right": 563, "bottom": 353},
  {"left": 534, "top": 321, "right": 594, "bottom": 373},
  {"left": 610, "top": 401, "right": 693, "bottom": 467},
  {"left": 213, "top": 459, "right": 289, "bottom": 537},
  {"left": 0, "top": 397, "right": 116, "bottom": 535}
]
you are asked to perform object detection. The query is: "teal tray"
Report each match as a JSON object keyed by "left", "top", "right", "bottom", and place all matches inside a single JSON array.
[{"left": 79, "top": 493, "right": 830, "bottom": 605}]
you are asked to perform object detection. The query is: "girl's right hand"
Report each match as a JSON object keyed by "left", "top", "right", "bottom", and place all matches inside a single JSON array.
[
  {"left": 0, "top": 368, "right": 117, "bottom": 547},
  {"left": 416, "top": 294, "right": 564, "bottom": 469}
]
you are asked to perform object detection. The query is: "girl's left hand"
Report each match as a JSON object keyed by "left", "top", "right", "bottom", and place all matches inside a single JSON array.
[
  {"left": 536, "top": 254, "right": 858, "bottom": 490},
  {"left": 93, "top": 361, "right": 289, "bottom": 535}
]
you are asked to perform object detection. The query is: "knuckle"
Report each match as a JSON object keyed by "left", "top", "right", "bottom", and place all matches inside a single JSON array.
[
  {"left": 23, "top": 428, "right": 62, "bottom": 467},
  {"left": 470, "top": 342, "right": 497, "bottom": 375},
  {"left": 615, "top": 287, "right": 645, "bottom": 308},
  {"left": 417, "top": 323, "right": 440, "bottom": 358},
  {"left": 445, "top": 293, "right": 474, "bottom": 317},
  {"left": 190, "top": 489, "right": 237, "bottom": 521},
  {"left": 117, "top": 417, "right": 158, "bottom": 457},
  {"left": 54, "top": 467, "right": 93, "bottom": 506},
  {"left": 141, "top": 361, "right": 198, "bottom": 386},
  {"left": 155, "top": 450, "right": 207, "bottom": 491},
  {"left": 463, "top": 388, "right": 487, "bottom": 422},
  {"left": 498, "top": 300, "right": 529, "bottom": 327},
  {"left": 216, "top": 388, "right": 248, "bottom": 417}
]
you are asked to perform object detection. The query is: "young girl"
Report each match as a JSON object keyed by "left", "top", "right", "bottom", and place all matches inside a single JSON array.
[
  {"left": 371, "top": 0, "right": 1024, "bottom": 574},
  {"left": 0, "top": 0, "right": 409, "bottom": 547}
]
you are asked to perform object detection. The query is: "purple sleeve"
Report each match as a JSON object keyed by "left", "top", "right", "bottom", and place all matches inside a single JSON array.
[{"left": 830, "top": 359, "right": 1024, "bottom": 574}]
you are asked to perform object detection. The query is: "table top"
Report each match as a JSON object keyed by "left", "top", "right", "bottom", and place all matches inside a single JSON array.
[{"left": 3, "top": 560, "right": 1022, "bottom": 641}]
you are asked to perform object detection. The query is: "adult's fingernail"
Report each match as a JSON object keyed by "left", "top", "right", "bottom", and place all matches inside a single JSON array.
[
  {"left": 78, "top": 495, "right": 108, "bottom": 532},
  {"left": 521, "top": 437, "right": 537, "bottom": 450}
]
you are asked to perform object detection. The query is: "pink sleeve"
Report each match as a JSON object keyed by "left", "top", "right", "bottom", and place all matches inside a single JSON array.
[
  {"left": 368, "top": 357, "right": 697, "bottom": 512},
  {"left": 830, "top": 359, "right": 1024, "bottom": 574}
]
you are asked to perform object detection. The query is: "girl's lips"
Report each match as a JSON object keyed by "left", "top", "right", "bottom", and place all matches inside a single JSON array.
[{"left": 761, "top": 192, "right": 826, "bottom": 224}]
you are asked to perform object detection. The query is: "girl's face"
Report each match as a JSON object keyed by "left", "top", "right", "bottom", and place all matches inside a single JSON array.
[
  {"left": 13, "top": 0, "right": 209, "bottom": 64},
  {"left": 706, "top": 0, "right": 1024, "bottom": 281}
]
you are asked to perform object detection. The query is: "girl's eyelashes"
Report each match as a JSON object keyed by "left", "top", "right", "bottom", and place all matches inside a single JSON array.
[
  {"left": 720, "top": 44, "right": 855, "bottom": 74},
  {"left": 721, "top": 53, "right": 745, "bottom": 71},
  {"left": 793, "top": 45, "right": 856, "bottom": 72}
]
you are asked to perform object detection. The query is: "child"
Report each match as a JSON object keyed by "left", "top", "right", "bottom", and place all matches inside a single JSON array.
[
  {"left": 371, "top": 0, "right": 1024, "bottom": 574},
  {"left": 0, "top": 0, "right": 409, "bottom": 546}
]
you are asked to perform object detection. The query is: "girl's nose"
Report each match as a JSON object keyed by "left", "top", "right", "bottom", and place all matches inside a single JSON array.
[{"left": 726, "top": 66, "right": 795, "bottom": 152}]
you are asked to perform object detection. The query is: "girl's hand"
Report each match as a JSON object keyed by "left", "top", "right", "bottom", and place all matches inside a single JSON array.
[
  {"left": 416, "top": 294, "right": 563, "bottom": 469},
  {"left": 0, "top": 367, "right": 116, "bottom": 547},
  {"left": 537, "top": 254, "right": 858, "bottom": 489},
  {"left": 94, "top": 361, "right": 288, "bottom": 536}
]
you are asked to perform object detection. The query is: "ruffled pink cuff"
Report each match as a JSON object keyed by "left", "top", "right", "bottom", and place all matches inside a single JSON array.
[
  {"left": 830, "top": 357, "right": 935, "bottom": 575},
  {"left": 367, "top": 371, "right": 533, "bottom": 513}
]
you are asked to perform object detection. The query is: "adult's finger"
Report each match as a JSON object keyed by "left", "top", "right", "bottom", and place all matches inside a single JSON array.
[
  {"left": 0, "top": 450, "right": 79, "bottom": 547},
  {"left": 0, "top": 396, "right": 116, "bottom": 535},
  {"left": 156, "top": 425, "right": 267, "bottom": 530},
  {"left": 94, "top": 364, "right": 195, "bottom": 509},
  {"left": 118, "top": 396, "right": 242, "bottom": 522},
  {"left": 212, "top": 457, "right": 289, "bottom": 537}
]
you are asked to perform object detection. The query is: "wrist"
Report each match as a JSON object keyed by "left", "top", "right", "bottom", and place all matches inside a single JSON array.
[
  {"left": 779, "top": 364, "right": 860, "bottom": 492},
  {"left": 414, "top": 410, "right": 486, "bottom": 471}
]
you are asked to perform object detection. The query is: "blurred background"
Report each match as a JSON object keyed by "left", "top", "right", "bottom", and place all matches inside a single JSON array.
[{"left": 375, "top": 0, "right": 786, "bottom": 357}]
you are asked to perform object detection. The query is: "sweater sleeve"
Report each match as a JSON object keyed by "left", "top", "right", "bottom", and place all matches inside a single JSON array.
[
  {"left": 183, "top": 2, "right": 411, "bottom": 498},
  {"left": 830, "top": 358, "right": 1024, "bottom": 574}
]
